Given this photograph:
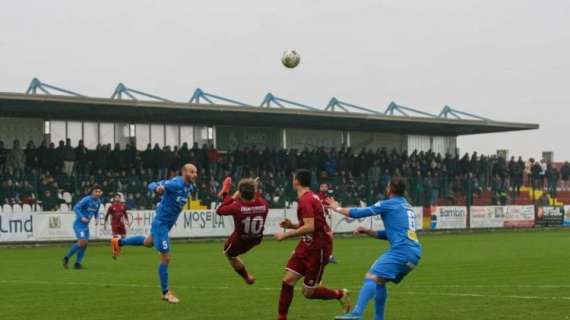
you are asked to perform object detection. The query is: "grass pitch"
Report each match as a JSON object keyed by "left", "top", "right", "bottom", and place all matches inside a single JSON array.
[{"left": 1, "top": 229, "right": 569, "bottom": 319}]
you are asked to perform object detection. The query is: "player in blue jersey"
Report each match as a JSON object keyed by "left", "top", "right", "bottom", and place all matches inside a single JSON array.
[
  {"left": 327, "top": 177, "right": 422, "bottom": 320},
  {"left": 62, "top": 185, "right": 103, "bottom": 270},
  {"left": 111, "top": 164, "right": 198, "bottom": 304}
]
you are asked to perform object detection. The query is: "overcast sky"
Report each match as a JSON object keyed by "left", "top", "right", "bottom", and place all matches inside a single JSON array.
[{"left": 1, "top": 0, "right": 568, "bottom": 159}]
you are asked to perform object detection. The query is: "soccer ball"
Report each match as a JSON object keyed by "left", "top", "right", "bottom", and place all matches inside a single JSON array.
[{"left": 281, "top": 50, "right": 300, "bottom": 68}]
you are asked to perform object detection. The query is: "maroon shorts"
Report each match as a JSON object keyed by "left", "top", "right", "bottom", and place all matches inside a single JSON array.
[
  {"left": 223, "top": 233, "right": 262, "bottom": 258},
  {"left": 286, "top": 246, "right": 332, "bottom": 288},
  {"left": 111, "top": 224, "right": 127, "bottom": 236}
]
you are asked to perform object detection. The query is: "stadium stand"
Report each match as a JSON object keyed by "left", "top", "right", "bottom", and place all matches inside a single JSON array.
[{"left": 0, "top": 138, "right": 568, "bottom": 211}]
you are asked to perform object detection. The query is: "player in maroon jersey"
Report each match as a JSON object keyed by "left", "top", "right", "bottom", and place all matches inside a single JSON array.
[
  {"left": 317, "top": 182, "right": 338, "bottom": 264},
  {"left": 104, "top": 194, "right": 129, "bottom": 240},
  {"left": 216, "top": 177, "right": 269, "bottom": 285},
  {"left": 274, "top": 169, "right": 351, "bottom": 320}
]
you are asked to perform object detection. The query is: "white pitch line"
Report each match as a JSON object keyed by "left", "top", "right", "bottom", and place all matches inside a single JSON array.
[
  {"left": 400, "top": 291, "right": 570, "bottom": 301},
  {"left": 1, "top": 279, "right": 569, "bottom": 301},
  {"left": 405, "top": 284, "right": 570, "bottom": 289}
]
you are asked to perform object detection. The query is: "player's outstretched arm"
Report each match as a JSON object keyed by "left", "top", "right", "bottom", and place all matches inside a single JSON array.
[
  {"left": 148, "top": 181, "right": 164, "bottom": 193},
  {"left": 327, "top": 198, "right": 382, "bottom": 219},
  {"left": 216, "top": 194, "right": 238, "bottom": 216},
  {"left": 354, "top": 226, "right": 388, "bottom": 240}
]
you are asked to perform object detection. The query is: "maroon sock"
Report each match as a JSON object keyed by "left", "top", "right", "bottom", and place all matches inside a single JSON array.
[
  {"left": 234, "top": 266, "right": 249, "bottom": 280},
  {"left": 311, "top": 287, "right": 342, "bottom": 300},
  {"left": 278, "top": 282, "right": 294, "bottom": 318}
]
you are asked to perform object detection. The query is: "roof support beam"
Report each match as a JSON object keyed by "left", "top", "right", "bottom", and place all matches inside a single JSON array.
[
  {"left": 325, "top": 97, "right": 380, "bottom": 114},
  {"left": 25, "top": 78, "right": 84, "bottom": 96},
  {"left": 190, "top": 88, "right": 249, "bottom": 107},
  {"left": 259, "top": 93, "right": 319, "bottom": 111},
  {"left": 384, "top": 102, "right": 437, "bottom": 118},
  {"left": 439, "top": 105, "right": 489, "bottom": 121},
  {"left": 110, "top": 83, "right": 172, "bottom": 102}
]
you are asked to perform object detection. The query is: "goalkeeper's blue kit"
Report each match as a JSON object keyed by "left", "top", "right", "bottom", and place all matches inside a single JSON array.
[
  {"left": 339, "top": 196, "right": 422, "bottom": 320},
  {"left": 349, "top": 196, "right": 422, "bottom": 282}
]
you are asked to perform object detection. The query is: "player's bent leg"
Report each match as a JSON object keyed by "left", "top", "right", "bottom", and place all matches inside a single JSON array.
[
  {"left": 114, "top": 234, "right": 149, "bottom": 258},
  {"left": 225, "top": 253, "right": 255, "bottom": 285},
  {"left": 302, "top": 285, "right": 351, "bottom": 313},
  {"left": 278, "top": 271, "right": 303, "bottom": 320}
]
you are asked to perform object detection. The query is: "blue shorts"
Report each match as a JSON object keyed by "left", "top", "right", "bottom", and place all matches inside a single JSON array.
[
  {"left": 73, "top": 221, "right": 90, "bottom": 241},
  {"left": 369, "top": 249, "right": 421, "bottom": 284},
  {"left": 151, "top": 221, "right": 173, "bottom": 254}
]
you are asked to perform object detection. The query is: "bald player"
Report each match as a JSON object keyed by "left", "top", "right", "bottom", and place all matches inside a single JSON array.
[{"left": 112, "top": 164, "right": 198, "bottom": 304}]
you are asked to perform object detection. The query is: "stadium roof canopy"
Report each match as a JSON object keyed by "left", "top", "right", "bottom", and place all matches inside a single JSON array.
[{"left": 0, "top": 78, "right": 539, "bottom": 136}]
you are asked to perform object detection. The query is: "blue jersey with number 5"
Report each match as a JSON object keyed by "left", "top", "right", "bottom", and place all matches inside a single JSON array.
[
  {"left": 349, "top": 196, "right": 421, "bottom": 253},
  {"left": 148, "top": 177, "right": 195, "bottom": 226}
]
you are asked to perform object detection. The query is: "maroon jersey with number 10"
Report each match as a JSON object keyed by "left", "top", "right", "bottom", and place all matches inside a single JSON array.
[{"left": 216, "top": 195, "right": 269, "bottom": 239}]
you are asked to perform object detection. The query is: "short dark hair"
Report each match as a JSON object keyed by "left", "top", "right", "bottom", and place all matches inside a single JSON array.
[
  {"left": 294, "top": 169, "right": 312, "bottom": 187},
  {"left": 91, "top": 184, "right": 102, "bottom": 193},
  {"left": 238, "top": 178, "right": 256, "bottom": 201},
  {"left": 389, "top": 177, "right": 406, "bottom": 196}
]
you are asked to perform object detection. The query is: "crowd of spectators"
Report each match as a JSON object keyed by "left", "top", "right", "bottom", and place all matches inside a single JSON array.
[{"left": 1, "top": 138, "right": 569, "bottom": 211}]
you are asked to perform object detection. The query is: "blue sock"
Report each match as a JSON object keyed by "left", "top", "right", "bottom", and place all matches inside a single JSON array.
[
  {"left": 65, "top": 243, "right": 81, "bottom": 258},
  {"left": 120, "top": 236, "right": 146, "bottom": 246},
  {"left": 374, "top": 284, "right": 387, "bottom": 320},
  {"left": 352, "top": 279, "right": 377, "bottom": 315},
  {"left": 158, "top": 263, "right": 169, "bottom": 294},
  {"left": 76, "top": 247, "right": 86, "bottom": 264}
]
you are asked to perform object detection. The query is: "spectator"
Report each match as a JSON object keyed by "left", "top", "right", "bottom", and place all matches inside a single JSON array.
[
  {"left": 546, "top": 164, "right": 559, "bottom": 197},
  {"left": 561, "top": 161, "right": 570, "bottom": 192},
  {"left": 62, "top": 139, "right": 76, "bottom": 176},
  {"left": 24, "top": 141, "right": 38, "bottom": 173},
  {"left": 151, "top": 144, "right": 162, "bottom": 177},
  {"left": 0, "top": 140, "right": 6, "bottom": 174},
  {"left": 530, "top": 159, "right": 542, "bottom": 190},
  {"left": 40, "top": 190, "right": 60, "bottom": 211},
  {"left": 207, "top": 144, "right": 220, "bottom": 177},
  {"left": 509, "top": 156, "right": 524, "bottom": 198},
  {"left": 55, "top": 140, "right": 66, "bottom": 174},
  {"left": 539, "top": 159, "right": 547, "bottom": 189},
  {"left": 45, "top": 142, "right": 58, "bottom": 174},
  {"left": 6, "top": 140, "right": 26, "bottom": 176},
  {"left": 75, "top": 140, "right": 89, "bottom": 175}
]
